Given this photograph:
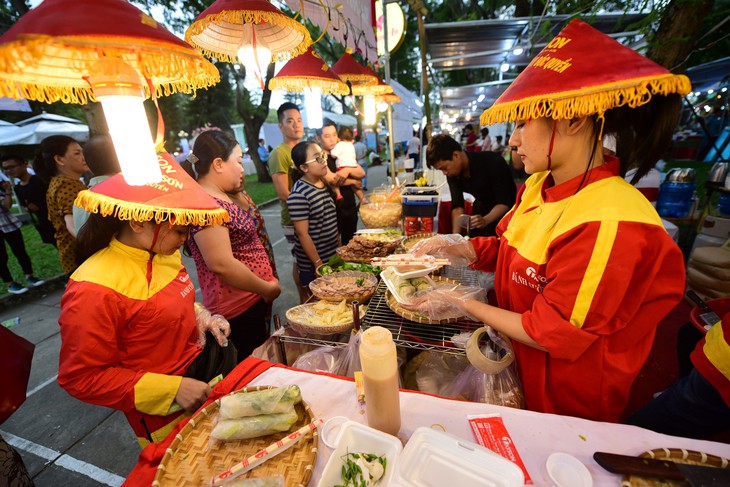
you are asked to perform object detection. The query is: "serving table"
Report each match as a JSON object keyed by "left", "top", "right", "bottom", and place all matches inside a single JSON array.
[{"left": 124, "top": 358, "right": 730, "bottom": 486}]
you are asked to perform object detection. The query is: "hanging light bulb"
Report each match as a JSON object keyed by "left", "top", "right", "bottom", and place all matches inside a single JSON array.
[
  {"left": 364, "top": 95, "right": 376, "bottom": 125},
  {"left": 90, "top": 59, "right": 161, "bottom": 186},
  {"left": 477, "top": 94, "right": 485, "bottom": 102},
  {"left": 377, "top": 101, "right": 389, "bottom": 113},
  {"left": 500, "top": 62, "right": 510, "bottom": 72},
  {"left": 512, "top": 47, "right": 524, "bottom": 56},
  {"left": 237, "top": 23, "right": 271, "bottom": 80},
  {"left": 303, "top": 87, "right": 323, "bottom": 129}
]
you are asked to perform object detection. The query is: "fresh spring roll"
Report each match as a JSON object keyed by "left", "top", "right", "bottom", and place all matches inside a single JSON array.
[
  {"left": 210, "top": 410, "right": 299, "bottom": 441},
  {"left": 219, "top": 385, "right": 302, "bottom": 419}
]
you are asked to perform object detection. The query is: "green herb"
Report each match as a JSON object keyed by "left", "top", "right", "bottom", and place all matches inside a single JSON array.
[
  {"left": 355, "top": 277, "right": 365, "bottom": 286},
  {"left": 337, "top": 451, "right": 387, "bottom": 486}
]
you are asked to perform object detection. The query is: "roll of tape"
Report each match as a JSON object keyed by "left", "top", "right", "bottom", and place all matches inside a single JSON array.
[{"left": 466, "top": 326, "right": 514, "bottom": 374}]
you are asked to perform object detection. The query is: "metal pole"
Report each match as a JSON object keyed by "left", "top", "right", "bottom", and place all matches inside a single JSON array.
[
  {"left": 417, "top": 10, "right": 431, "bottom": 150},
  {"left": 383, "top": 0, "right": 397, "bottom": 187}
]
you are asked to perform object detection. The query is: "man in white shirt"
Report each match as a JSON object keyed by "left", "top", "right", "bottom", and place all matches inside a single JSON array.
[{"left": 407, "top": 130, "right": 421, "bottom": 168}]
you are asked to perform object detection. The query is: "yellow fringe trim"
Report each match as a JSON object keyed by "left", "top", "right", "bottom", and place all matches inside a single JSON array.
[
  {"left": 351, "top": 83, "right": 393, "bottom": 96},
  {"left": 75, "top": 190, "right": 230, "bottom": 227},
  {"left": 185, "top": 10, "right": 311, "bottom": 64},
  {"left": 269, "top": 75, "right": 349, "bottom": 95},
  {"left": 338, "top": 73, "right": 377, "bottom": 85},
  {"left": 480, "top": 74, "right": 692, "bottom": 126},
  {"left": 0, "top": 34, "right": 219, "bottom": 104}
]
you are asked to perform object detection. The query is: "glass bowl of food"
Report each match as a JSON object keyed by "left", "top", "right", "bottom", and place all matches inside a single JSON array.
[{"left": 359, "top": 192, "right": 402, "bottom": 229}]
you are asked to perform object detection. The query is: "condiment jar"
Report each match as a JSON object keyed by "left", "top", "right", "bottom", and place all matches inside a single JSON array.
[{"left": 359, "top": 326, "right": 401, "bottom": 436}]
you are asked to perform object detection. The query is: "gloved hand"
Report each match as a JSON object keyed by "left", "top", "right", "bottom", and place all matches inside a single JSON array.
[
  {"left": 408, "top": 234, "right": 477, "bottom": 266},
  {"left": 400, "top": 284, "right": 486, "bottom": 322},
  {"left": 195, "top": 303, "right": 231, "bottom": 347}
]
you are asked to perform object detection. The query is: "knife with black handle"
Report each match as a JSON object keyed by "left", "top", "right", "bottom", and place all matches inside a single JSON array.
[
  {"left": 594, "top": 452, "right": 730, "bottom": 486},
  {"left": 686, "top": 290, "right": 722, "bottom": 330}
]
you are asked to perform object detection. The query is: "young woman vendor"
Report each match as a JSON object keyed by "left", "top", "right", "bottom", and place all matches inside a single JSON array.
[
  {"left": 58, "top": 153, "right": 236, "bottom": 447},
  {"left": 415, "top": 20, "right": 689, "bottom": 422}
]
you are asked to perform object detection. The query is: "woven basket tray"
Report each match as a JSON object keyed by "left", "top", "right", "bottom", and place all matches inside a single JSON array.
[
  {"left": 152, "top": 385, "right": 318, "bottom": 487},
  {"left": 286, "top": 302, "right": 366, "bottom": 335},
  {"left": 309, "top": 271, "right": 378, "bottom": 303},
  {"left": 385, "top": 276, "right": 469, "bottom": 324},
  {"left": 621, "top": 448, "right": 730, "bottom": 486},
  {"left": 400, "top": 233, "right": 436, "bottom": 251}
]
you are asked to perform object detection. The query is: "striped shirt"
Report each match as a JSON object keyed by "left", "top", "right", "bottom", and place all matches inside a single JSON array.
[{"left": 287, "top": 179, "right": 339, "bottom": 273}]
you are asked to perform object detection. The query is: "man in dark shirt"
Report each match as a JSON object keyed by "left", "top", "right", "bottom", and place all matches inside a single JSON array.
[
  {"left": 427, "top": 134, "right": 516, "bottom": 237},
  {"left": 316, "top": 120, "right": 364, "bottom": 245},
  {"left": 0, "top": 154, "right": 56, "bottom": 245}
]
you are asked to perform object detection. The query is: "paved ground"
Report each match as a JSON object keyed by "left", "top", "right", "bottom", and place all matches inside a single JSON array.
[{"left": 0, "top": 164, "right": 390, "bottom": 486}]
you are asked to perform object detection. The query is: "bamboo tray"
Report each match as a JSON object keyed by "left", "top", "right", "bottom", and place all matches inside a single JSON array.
[
  {"left": 286, "top": 302, "right": 366, "bottom": 335},
  {"left": 385, "top": 276, "right": 469, "bottom": 324},
  {"left": 621, "top": 448, "right": 730, "bottom": 486},
  {"left": 309, "top": 271, "right": 378, "bottom": 303},
  {"left": 152, "top": 385, "right": 318, "bottom": 487}
]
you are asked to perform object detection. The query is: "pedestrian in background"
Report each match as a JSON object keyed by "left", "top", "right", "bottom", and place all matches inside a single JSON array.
[
  {"left": 1, "top": 154, "right": 56, "bottom": 246},
  {"left": 0, "top": 180, "right": 44, "bottom": 294},
  {"left": 33, "top": 135, "right": 88, "bottom": 275}
]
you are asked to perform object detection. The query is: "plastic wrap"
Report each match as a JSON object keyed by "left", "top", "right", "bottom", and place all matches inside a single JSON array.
[
  {"left": 218, "top": 476, "right": 285, "bottom": 487},
  {"left": 210, "top": 411, "right": 299, "bottom": 441},
  {"left": 292, "top": 331, "right": 362, "bottom": 378},
  {"left": 195, "top": 303, "right": 231, "bottom": 348},
  {"left": 218, "top": 385, "right": 302, "bottom": 419},
  {"left": 408, "top": 233, "right": 477, "bottom": 266}
]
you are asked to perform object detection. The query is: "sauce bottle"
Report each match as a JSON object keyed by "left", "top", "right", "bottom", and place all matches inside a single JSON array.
[{"left": 359, "top": 326, "right": 401, "bottom": 436}]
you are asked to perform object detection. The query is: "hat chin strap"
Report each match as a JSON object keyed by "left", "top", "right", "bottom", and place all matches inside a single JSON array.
[
  {"left": 547, "top": 119, "right": 558, "bottom": 171},
  {"left": 150, "top": 223, "right": 162, "bottom": 253}
]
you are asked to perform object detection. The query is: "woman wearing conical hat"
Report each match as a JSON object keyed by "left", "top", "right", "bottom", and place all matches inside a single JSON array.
[
  {"left": 415, "top": 20, "right": 689, "bottom": 422},
  {"left": 57, "top": 153, "right": 236, "bottom": 447}
]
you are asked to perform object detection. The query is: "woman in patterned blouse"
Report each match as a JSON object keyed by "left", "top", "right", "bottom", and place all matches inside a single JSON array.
[
  {"left": 33, "top": 135, "right": 88, "bottom": 274},
  {"left": 182, "top": 130, "right": 280, "bottom": 362}
]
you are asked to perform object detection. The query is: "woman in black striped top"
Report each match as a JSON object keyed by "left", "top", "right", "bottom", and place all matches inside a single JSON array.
[{"left": 287, "top": 141, "right": 340, "bottom": 300}]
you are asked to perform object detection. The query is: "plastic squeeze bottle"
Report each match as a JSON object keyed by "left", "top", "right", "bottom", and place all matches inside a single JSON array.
[{"left": 359, "top": 326, "right": 401, "bottom": 436}]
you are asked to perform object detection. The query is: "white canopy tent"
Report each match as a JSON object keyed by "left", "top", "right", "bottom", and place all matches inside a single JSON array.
[{"left": 0, "top": 112, "right": 89, "bottom": 146}]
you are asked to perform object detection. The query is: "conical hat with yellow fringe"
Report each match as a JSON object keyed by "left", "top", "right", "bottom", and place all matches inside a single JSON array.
[
  {"left": 74, "top": 153, "right": 229, "bottom": 227},
  {"left": 269, "top": 47, "right": 349, "bottom": 95},
  {"left": 480, "top": 19, "right": 691, "bottom": 126},
  {"left": 185, "top": 0, "right": 311, "bottom": 64},
  {"left": 0, "top": 0, "right": 219, "bottom": 105}
]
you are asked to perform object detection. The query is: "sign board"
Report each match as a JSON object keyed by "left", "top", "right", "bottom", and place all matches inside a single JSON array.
[{"left": 376, "top": 2, "right": 406, "bottom": 56}]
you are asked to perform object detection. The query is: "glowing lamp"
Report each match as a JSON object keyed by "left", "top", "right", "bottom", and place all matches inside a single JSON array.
[
  {"left": 236, "top": 23, "right": 272, "bottom": 76},
  {"left": 304, "top": 87, "right": 323, "bottom": 129},
  {"left": 90, "top": 60, "right": 161, "bottom": 186},
  {"left": 364, "top": 95, "right": 376, "bottom": 125}
]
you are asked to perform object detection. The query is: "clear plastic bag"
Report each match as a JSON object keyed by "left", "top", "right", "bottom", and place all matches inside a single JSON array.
[
  {"left": 412, "top": 352, "right": 469, "bottom": 395},
  {"left": 408, "top": 233, "right": 477, "bottom": 266},
  {"left": 252, "top": 327, "right": 317, "bottom": 365},
  {"left": 292, "top": 331, "right": 362, "bottom": 378},
  {"left": 441, "top": 328, "right": 525, "bottom": 408}
]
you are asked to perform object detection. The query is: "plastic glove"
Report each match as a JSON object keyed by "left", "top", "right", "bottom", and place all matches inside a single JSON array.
[
  {"left": 195, "top": 303, "right": 231, "bottom": 348},
  {"left": 400, "top": 284, "right": 486, "bottom": 322},
  {"left": 408, "top": 234, "right": 477, "bottom": 266}
]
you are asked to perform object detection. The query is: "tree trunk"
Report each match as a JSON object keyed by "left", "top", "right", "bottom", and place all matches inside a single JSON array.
[
  {"left": 646, "top": 0, "right": 715, "bottom": 72},
  {"left": 235, "top": 62, "right": 276, "bottom": 183},
  {"left": 82, "top": 102, "right": 109, "bottom": 136}
]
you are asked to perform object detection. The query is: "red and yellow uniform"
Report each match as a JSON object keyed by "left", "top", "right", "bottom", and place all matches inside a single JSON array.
[
  {"left": 58, "top": 238, "right": 200, "bottom": 447},
  {"left": 692, "top": 315, "right": 730, "bottom": 405},
  {"left": 470, "top": 157, "right": 685, "bottom": 422}
]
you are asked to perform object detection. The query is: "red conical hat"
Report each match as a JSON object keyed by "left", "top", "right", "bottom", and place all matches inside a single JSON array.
[
  {"left": 0, "top": 0, "right": 218, "bottom": 104},
  {"left": 186, "top": 0, "right": 311, "bottom": 64},
  {"left": 269, "top": 47, "right": 349, "bottom": 95},
  {"left": 75, "top": 153, "right": 228, "bottom": 226},
  {"left": 331, "top": 51, "right": 378, "bottom": 85},
  {"left": 351, "top": 70, "right": 393, "bottom": 96},
  {"left": 480, "top": 19, "right": 691, "bottom": 125}
]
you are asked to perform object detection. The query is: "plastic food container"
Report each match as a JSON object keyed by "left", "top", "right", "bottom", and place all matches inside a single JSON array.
[
  {"left": 360, "top": 200, "right": 403, "bottom": 228},
  {"left": 317, "top": 418, "right": 403, "bottom": 487},
  {"left": 391, "top": 428, "right": 525, "bottom": 487}
]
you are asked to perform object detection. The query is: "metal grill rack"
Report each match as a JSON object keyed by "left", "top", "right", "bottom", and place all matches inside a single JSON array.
[{"left": 275, "top": 266, "right": 485, "bottom": 362}]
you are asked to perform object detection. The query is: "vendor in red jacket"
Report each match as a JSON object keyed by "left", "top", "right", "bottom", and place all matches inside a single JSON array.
[
  {"left": 413, "top": 20, "right": 689, "bottom": 422},
  {"left": 627, "top": 311, "right": 730, "bottom": 438},
  {"left": 58, "top": 153, "right": 235, "bottom": 447}
]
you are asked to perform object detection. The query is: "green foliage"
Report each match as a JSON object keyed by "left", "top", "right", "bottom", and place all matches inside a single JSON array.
[
  {"left": 2, "top": 223, "right": 63, "bottom": 294},
  {"left": 244, "top": 174, "right": 277, "bottom": 205}
]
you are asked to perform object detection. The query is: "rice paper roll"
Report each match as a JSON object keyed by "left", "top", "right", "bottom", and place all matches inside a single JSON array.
[
  {"left": 210, "top": 411, "right": 299, "bottom": 441},
  {"left": 219, "top": 385, "right": 302, "bottom": 419}
]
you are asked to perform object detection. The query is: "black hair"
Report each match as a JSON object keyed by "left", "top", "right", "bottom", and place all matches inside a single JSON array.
[
  {"left": 277, "top": 102, "right": 300, "bottom": 123},
  {"left": 355, "top": 133, "right": 362, "bottom": 142},
  {"left": 83, "top": 135, "right": 120, "bottom": 177},
  {"left": 464, "top": 124, "right": 474, "bottom": 131},
  {"left": 496, "top": 135, "right": 503, "bottom": 142},
  {"left": 291, "top": 140, "right": 318, "bottom": 170},
  {"left": 0, "top": 154, "right": 25, "bottom": 166},
  {"left": 481, "top": 127, "right": 489, "bottom": 136},
  {"left": 426, "top": 134, "right": 462, "bottom": 168},
  {"left": 33, "top": 135, "right": 77, "bottom": 184},
  {"left": 604, "top": 94, "right": 682, "bottom": 183},
  {"left": 338, "top": 126, "right": 354, "bottom": 142},
  {"left": 181, "top": 130, "right": 238, "bottom": 180},
  {"left": 316, "top": 119, "right": 336, "bottom": 137},
  {"left": 75, "top": 213, "right": 125, "bottom": 264}
]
